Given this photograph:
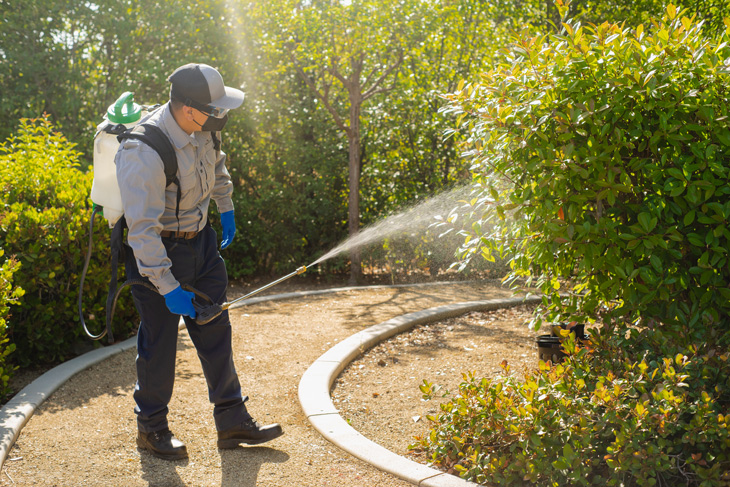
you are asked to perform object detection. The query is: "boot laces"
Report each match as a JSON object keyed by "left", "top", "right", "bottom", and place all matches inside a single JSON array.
[{"left": 150, "top": 428, "right": 173, "bottom": 441}]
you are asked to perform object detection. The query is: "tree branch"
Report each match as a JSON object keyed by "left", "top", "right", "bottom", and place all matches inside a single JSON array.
[
  {"left": 362, "top": 51, "right": 403, "bottom": 101},
  {"left": 328, "top": 64, "right": 350, "bottom": 90},
  {"left": 362, "top": 86, "right": 394, "bottom": 101},
  {"left": 291, "top": 53, "right": 350, "bottom": 134},
  {"left": 362, "top": 64, "right": 377, "bottom": 88}
]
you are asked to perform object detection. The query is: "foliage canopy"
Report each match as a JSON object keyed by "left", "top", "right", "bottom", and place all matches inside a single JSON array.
[{"left": 447, "top": 3, "right": 730, "bottom": 333}]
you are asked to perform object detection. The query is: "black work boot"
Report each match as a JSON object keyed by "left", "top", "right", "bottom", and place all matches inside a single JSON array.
[
  {"left": 217, "top": 417, "right": 284, "bottom": 448},
  {"left": 137, "top": 428, "right": 188, "bottom": 460}
]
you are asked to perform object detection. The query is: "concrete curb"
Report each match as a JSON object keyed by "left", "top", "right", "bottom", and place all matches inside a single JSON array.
[
  {"left": 298, "top": 295, "right": 542, "bottom": 487},
  {"left": 0, "top": 335, "right": 138, "bottom": 466}
]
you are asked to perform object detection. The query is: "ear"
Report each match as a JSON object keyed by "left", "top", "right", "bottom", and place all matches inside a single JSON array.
[{"left": 183, "top": 105, "right": 196, "bottom": 121}]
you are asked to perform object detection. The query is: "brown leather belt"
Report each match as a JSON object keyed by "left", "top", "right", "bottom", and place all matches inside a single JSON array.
[{"left": 160, "top": 230, "right": 199, "bottom": 239}]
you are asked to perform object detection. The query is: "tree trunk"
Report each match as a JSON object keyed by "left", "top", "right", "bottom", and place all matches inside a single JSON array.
[
  {"left": 290, "top": 50, "right": 399, "bottom": 285},
  {"left": 348, "top": 95, "right": 363, "bottom": 284}
]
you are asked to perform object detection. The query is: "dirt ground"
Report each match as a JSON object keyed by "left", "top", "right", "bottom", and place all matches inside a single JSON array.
[{"left": 1, "top": 280, "right": 541, "bottom": 487}]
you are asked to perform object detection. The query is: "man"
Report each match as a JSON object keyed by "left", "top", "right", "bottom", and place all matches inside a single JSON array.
[{"left": 116, "top": 63, "right": 283, "bottom": 460}]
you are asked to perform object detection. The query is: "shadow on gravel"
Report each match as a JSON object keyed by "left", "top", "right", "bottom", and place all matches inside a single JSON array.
[
  {"left": 451, "top": 318, "right": 535, "bottom": 350},
  {"left": 136, "top": 446, "right": 289, "bottom": 486},
  {"left": 364, "top": 305, "right": 538, "bottom": 364},
  {"left": 140, "top": 452, "right": 189, "bottom": 486},
  {"left": 238, "top": 282, "right": 511, "bottom": 335},
  {"left": 337, "top": 282, "right": 513, "bottom": 330},
  {"left": 220, "top": 446, "right": 289, "bottom": 487},
  {"left": 30, "top": 335, "right": 196, "bottom": 416}
]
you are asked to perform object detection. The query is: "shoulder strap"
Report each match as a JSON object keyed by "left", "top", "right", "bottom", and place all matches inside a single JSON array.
[
  {"left": 117, "top": 124, "right": 178, "bottom": 187},
  {"left": 117, "top": 123, "right": 182, "bottom": 231},
  {"left": 210, "top": 131, "right": 221, "bottom": 152}
]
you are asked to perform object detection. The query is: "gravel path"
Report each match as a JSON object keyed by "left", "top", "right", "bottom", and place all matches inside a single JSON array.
[{"left": 0, "top": 282, "right": 518, "bottom": 486}]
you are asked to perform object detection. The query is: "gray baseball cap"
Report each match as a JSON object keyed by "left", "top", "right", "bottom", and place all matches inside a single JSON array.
[{"left": 168, "top": 63, "right": 244, "bottom": 110}]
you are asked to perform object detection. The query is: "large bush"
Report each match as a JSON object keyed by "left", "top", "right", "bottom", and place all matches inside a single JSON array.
[
  {"left": 446, "top": 3, "right": 730, "bottom": 332},
  {"left": 415, "top": 3, "right": 730, "bottom": 485},
  {"left": 0, "top": 117, "right": 137, "bottom": 367},
  {"left": 0, "top": 251, "right": 23, "bottom": 400}
]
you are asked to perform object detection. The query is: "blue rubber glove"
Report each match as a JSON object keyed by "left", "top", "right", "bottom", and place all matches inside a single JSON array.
[
  {"left": 163, "top": 285, "right": 197, "bottom": 318},
  {"left": 220, "top": 210, "right": 236, "bottom": 250}
]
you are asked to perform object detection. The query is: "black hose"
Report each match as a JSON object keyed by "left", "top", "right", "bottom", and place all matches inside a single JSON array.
[{"left": 79, "top": 206, "right": 106, "bottom": 341}]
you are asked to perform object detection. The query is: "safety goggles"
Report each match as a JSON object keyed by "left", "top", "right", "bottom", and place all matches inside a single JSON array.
[
  {"left": 176, "top": 93, "right": 229, "bottom": 119},
  {"left": 201, "top": 105, "right": 229, "bottom": 119}
]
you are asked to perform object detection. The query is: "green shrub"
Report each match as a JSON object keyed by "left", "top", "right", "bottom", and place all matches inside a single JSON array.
[
  {"left": 443, "top": 3, "right": 730, "bottom": 332},
  {"left": 413, "top": 325, "right": 730, "bottom": 486},
  {"left": 0, "top": 117, "right": 137, "bottom": 367},
  {"left": 0, "top": 250, "right": 23, "bottom": 400},
  {"left": 416, "top": 3, "right": 730, "bottom": 485}
]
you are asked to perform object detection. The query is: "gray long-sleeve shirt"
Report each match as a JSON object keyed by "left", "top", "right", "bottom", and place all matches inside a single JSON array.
[{"left": 115, "top": 103, "right": 234, "bottom": 295}]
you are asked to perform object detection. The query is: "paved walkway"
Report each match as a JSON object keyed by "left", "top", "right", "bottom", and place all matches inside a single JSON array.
[{"left": 0, "top": 282, "right": 517, "bottom": 486}]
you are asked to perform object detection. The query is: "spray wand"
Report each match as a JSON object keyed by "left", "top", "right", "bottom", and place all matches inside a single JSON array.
[{"left": 192, "top": 265, "right": 308, "bottom": 325}]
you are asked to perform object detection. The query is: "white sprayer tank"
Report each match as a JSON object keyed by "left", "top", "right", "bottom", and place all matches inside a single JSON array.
[{"left": 90, "top": 92, "right": 143, "bottom": 227}]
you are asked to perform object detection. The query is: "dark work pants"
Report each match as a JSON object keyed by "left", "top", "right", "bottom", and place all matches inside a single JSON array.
[{"left": 125, "top": 223, "right": 247, "bottom": 433}]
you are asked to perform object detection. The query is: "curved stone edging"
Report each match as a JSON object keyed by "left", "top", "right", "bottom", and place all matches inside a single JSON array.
[
  {"left": 0, "top": 280, "right": 490, "bottom": 470},
  {"left": 0, "top": 336, "right": 139, "bottom": 468},
  {"left": 298, "top": 295, "right": 542, "bottom": 487}
]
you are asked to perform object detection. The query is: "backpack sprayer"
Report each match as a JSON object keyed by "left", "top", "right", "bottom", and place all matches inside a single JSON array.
[{"left": 79, "top": 92, "right": 309, "bottom": 343}]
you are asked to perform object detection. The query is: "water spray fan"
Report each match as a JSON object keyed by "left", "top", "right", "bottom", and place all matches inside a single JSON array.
[{"left": 192, "top": 265, "right": 308, "bottom": 325}]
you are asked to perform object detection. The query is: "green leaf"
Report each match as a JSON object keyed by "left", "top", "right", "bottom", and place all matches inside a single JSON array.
[
  {"left": 717, "top": 130, "right": 730, "bottom": 146},
  {"left": 563, "top": 443, "right": 576, "bottom": 461},
  {"left": 552, "top": 457, "right": 570, "bottom": 470},
  {"left": 650, "top": 254, "right": 663, "bottom": 273},
  {"left": 638, "top": 213, "right": 652, "bottom": 232},
  {"left": 668, "top": 168, "right": 685, "bottom": 180},
  {"left": 718, "top": 288, "right": 730, "bottom": 300}
]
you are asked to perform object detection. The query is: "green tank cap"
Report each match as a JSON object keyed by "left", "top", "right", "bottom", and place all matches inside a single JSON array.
[{"left": 107, "top": 91, "right": 142, "bottom": 124}]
